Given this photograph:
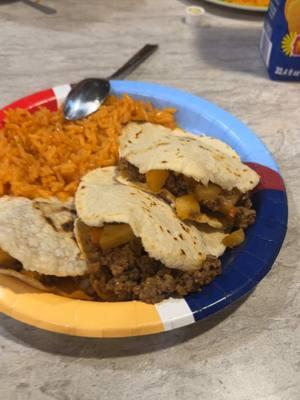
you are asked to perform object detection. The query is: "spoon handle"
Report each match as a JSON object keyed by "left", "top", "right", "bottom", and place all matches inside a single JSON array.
[
  {"left": 21, "top": 0, "right": 57, "bottom": 14},
  {"left": 108, "top": 44, "right": 158, "bottom": 80}
]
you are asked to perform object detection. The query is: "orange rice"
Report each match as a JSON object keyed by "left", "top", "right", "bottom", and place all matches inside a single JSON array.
[{"left": 0, "top": 94, "right": 176, "bottom": 201}]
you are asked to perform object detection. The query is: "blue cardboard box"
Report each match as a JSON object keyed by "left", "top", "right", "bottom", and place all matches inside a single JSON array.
[{"left": 260, "top": 0, "right": 300, "bottom": 80}]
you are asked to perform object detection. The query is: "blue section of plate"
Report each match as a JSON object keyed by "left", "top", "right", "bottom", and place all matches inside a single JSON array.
[
  {"left": 253, "top": 189, "right": 288, "bottom": 226},
  {"left": 185, "top": 189, "right": 288, "bottom": 321},
  {"left": 111, "top": 81, "right": 279, "bottom": 172}
]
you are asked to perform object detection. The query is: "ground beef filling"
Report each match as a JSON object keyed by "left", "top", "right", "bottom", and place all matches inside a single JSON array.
[
  {"left": 0, "top": 250, "right": 220, "bottom": 303},
  {"left": 164, "top": 173, "right": 191, "bottom": 196},
  {"left": 201, "top": 192, "right": 256, "bottom": 229},
  {"left": 165, "top": 173, "right": 256, "bottom": 229},
  {"left": 119, "top": 160, "right": 256, "bottom": 229},
  {"left": 88, "top": 239, "right": 221, "bottom": 303},
  {"left": 119, "top": 158, "right": 146, "bottom": 183}
]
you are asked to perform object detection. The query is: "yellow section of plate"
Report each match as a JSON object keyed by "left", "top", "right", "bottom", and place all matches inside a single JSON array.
[
  {"left": 0, "top": 275, "right": 164, "bottom": 337},
  {"left": 202, "top": 0, "right": 268, "bottom": 12}
]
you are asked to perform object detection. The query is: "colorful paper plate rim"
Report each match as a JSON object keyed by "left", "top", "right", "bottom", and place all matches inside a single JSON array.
[
  {"left": 0, "top": 81, "right": 287, "bottom": 337},
  {"left": 202, "top": 0, "right": 268, "bottom": 12}
]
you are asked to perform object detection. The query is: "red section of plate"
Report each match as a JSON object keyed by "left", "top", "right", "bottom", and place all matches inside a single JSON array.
[
  {"left": 0, "top": 88, "right": 57, "bottom": 128},
  {"left": 246, "top": 162, "right": 285, "bottom": 192}
]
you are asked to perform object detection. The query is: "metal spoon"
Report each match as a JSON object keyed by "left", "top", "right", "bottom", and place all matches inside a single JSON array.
[{"left": 64, "top": 44, "right": 158, "bottom": 121}]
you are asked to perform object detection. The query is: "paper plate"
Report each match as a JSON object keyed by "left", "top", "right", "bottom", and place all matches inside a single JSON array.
[
  {"left": 202, "top": 0, "right": 268, "bottom": 12},
  {"left": 0, "top": 81, "right": 287, "bottom": 337}
]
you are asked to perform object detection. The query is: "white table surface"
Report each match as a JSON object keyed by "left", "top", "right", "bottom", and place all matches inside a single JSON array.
[{"left": 0, "top": 1, "right": 299, "bottom": 399}]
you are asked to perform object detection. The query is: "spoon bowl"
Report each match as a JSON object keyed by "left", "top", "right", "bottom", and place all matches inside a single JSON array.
[
  {"left": 64, "top": 79, "right": 110, "bottom": 121},
  {"left": 64, "top": 44, "right": 158, "bottom": 121}
]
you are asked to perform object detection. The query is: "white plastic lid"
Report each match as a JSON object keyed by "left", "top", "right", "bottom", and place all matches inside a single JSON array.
[{"left": 184, "top": 5, "right": 206, "bottom": 25}]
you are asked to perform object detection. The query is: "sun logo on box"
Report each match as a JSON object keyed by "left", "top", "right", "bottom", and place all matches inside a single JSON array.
[{"left": 282, "top": 32, "right": 300, "bottom": 57}]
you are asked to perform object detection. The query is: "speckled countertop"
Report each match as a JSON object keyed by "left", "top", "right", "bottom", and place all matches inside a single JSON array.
[{"left": 0, "top": 1, "right": 299, "bottom": 399}]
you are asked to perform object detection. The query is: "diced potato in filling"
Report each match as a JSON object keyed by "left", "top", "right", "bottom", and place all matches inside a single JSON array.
[
  {"left": 194, "top": 182, "right": 222, "bottom": 201},
  {"left": 0, "top": 248, "right": 16, "bottom": 266},
  {"left": 222, "top": 229, "right": 245, "bottom": 248},
  {"left": 145, "top": 170, "right": 169, "bottom": 193},
  {"left": 98, "top": 223, "right": 135, "bottom": 251},
  {"left": 175, "top": 194, "right": 201, "bottom": 220}
]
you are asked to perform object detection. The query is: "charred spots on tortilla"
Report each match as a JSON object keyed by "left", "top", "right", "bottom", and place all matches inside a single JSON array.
[
  {"left": 156, "top": 142, "right": 169, "bottom": 147},
  {"left": 213, "top": 148, "right": 223, "bottom": 155},
  {"left": 166, "top": 229, "right": 171, "bottom": 234},
  {"left": 67, "top": 208, "right": 77, "bottom": 217},
  {"left": 161, "top": 161, "right": 167, "bottom": 164},
  {"left": 174, "top": 237, "right": 178, "bottom": 241},
  {"left": 44, "top": 216, "right": 59, "bottom": 232},
  {"left": 180, "top": 249, "right": 186, "bottom": 255},
  {"left": 178, "top": 137, "right": 195, "bottom": 143},
  {"left": 180, "top": 223, "right": 189, "bottom": 232},
  {"left": 134, "top": 130, "right": 142, "bottom": 138},
  {"left": 178, "top": 233, "right": 184, "bottom": 240},
  {"left": 214, "top": 154, "right": 225, "bottom": 161},
  {"left": 62, "top": 205, "right": 74, "bottom": 212},
  {"left": 33, "top": 203, "right": 42, "bottom": 212},
  {"left": 159, "top": 225, "right": 164, "bottom": 232},
  {"left": 61, "top": 221, "right": 74, "bottom": 232}
]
